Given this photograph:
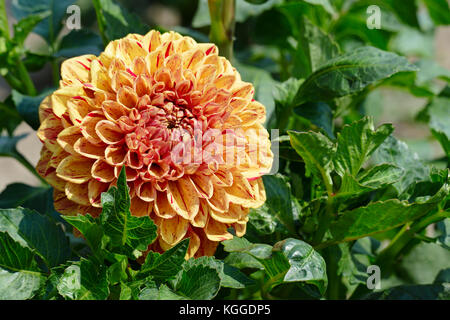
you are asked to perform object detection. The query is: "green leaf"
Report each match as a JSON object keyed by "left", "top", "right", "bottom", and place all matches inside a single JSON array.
[
  {"left": 262, "top": 174, "right": 295, "bottom": 234},
  {"left": 274, "top": 238, "right": 327, "bottom": 294},
  {"left": 336, "top": 164, "right": 403, "bottom": 201},
  {"left": 0, "top": 208, "right": 70, "bottom": 267},
  {"left": 366, "top": 284, "right": 450, "bottom": 300},
  {"left": 0, "top": 232, "right": 36, "bottom": 270},
  {"left": 337, "top": 240, "right": 377, "bottom": 291},
  {"left": 140, "top": 239, "right": 189, "bottom": 281},
  {"left": 294, "top": 102, "right": 334, "bottom": 138},
  {"left": 288, "top": 130, "right": 335, "bottom": 188},
  {"left": 12, "top": 11, "right": 50, "bottom": 46},
  {"left": 0, "top": 232, "right": 44, "bottom": 300},
  {"left": 221, "top": 264, "right": 255, "bottom": 289},
  {"left": 371, "top": 136, "right": 430, "bottom": 195},
  {"left": 171, "top": 258, "right": 222, "bottom": 300},
  {"left": 384, "top": 0, "right": 420, "bottom": 28},
  {"left": 428, "top": 97, "right": 450, "bottom": 157},
  {"left": 63, "top": 214, "right": 103, "bottom": 254},
  {"left": 106, "top": 254, "right": 128, "bottom": 285},
  {"left": 0, "top": 268, "right": 44, "bottom": 300},
  {"left": 435, "top": 268, "right": 450, "bottom": 284},
  {"left": 223, "top": 237, "right": 272, "bottom": 260},
  {"left": 57, "top": 258, "right": 109, "bottom": 300},
  {"left": 248, "top": 205, "right": 278, "bottom": 235},
  {"left": 223, "top": 237, "right": 327, "bottom": 294},
  {"left": 294, "top": 46, "right": 418, "bottom": 105},
  {"left": 436, "top": 219, "right": 450, "bottom": 249},
  {"left": 274, "top": 78, "right": 304, "bottom": 109},
  {"left": 55, "top": 30, "right": 103, "bottom": 57},
  {"left": 273, "top": 78, "right": 303, "bottom": 129},
  {"left": 422, "top": 0, "right": 450, "bottom": 25},
  {"left": 329, "top": 183, "right": 449, "bottom": 243},
  {"left": 432, "top": 130, "right": 450, "bottom": 158},
  {"left": 139, "top": 284, "right": 187, "bottom": 300},
  {"left": 303, "top": 0, "right": 336, "bottom": 16},
  {"left": 100, "top": 167, "right": 157, "bottom": 258},
  {"left": 180, "top": 256, "right": 255, "bottom": 290},
  {"left": 0, "top": 97, "right": 22, "bottom": 136},
  {"left": 12, "top": 0, "right": 76, "bottom": 43},
  {"left": 93, "top": 0, "right": 148, "bottom": 42},
  {"left": 12, "top": 89, "right": 51, "bottom": 130},
  {"left": 357, "top": 164, "right": 403, "bottom": 189},
  {"left": 334, "top": 117, "right": 393, "bottom": 177},
  {"left": 388, "top": 59, "right": 450, "bottom": 97},
  {"left": 224, "top": 252, "right": 264, "bottom": 270},
  {"left": 0, "top": 134, "right": 25, "bottom": 158},
  {"left": 0, "top": 183, "right": 57, "bottom": 219},
  {"left": 279, "top": 14, "right": 339, "bottom": 77}
]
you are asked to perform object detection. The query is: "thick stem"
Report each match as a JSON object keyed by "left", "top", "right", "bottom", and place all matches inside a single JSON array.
[
  {"left": 208, "top": 0, "right": 235, "bottom": 61},
  {"left": 0, "top": 0, "right": 36, "bottom": 95},
  {"left": 0, "top": 0, "right": 10, "bottom": 40},
  {"left": 260, "top": 272, "right": 286, "bottom": 300},
  {"left": 313, "top": 196, "right": 335, "bottom": 245},
  {"left": 376, "top": 210, "right": 447, "bottom": 271},
  {"left": 51, "top": 59, "right": 60, "bottom": 87},
  {"left": 16, "top": 58, "right": 37, "bottom": 96},
  {"left": 349, "top": 209, "right": 447, "bottom": 299}
]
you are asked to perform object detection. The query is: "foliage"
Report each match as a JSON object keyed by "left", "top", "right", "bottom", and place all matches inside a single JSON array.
[{"left": 0, "top": 0, "right": 449, "bottom": 300}]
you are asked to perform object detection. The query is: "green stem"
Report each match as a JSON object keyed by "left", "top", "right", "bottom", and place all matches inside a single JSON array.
[
  {"left": 16, "top": 58, "right": 37, "bottom": 96},
  {"left": 92, "top": 0, "right": 108, "bottom": 47},
  {"left": 260, "top": 272, "right": 286, "bottom": 300},
  {"left": 0, "top": 0, "right": 36, "bottom": 95},
  {"left": 313, "top": 196, "right": 335, "bottom": 245},
  {"left": 4, "top": 73, "right": 24, "bottom": 92},
  {"left": 208, "top": 0, "right": 235, "bottom": 61},
  {"left": 0, "top": 0, "right": 10, "bottom": 40},
  {"left": 325, "top": 246, "right": 342, "bottom": 300},
  {"left": 349, "top": 209, "right": 447, "bottom": 299},
  {"left": 377, "top": 210, "right": 446, "bottom": 270},
  {"left": 51, "top": 59, "right": 60, "bottom": 87}
]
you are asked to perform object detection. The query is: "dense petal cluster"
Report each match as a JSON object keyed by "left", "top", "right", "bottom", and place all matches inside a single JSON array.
[{"left": 36, "top": 30, "right": 273, "bottom": 258}]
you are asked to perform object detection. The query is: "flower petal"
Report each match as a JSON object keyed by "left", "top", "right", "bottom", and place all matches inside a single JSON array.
[
  {"left": 205, "top": 218, "right": 233, "bottom": 242},
  {"left": 130, "top": 196, "right": 153, "bottom": 217},
  {"left": 57, "top": 126, "right": 83, "bottom": 154},
  {"left": 56, "top": 156, "right": 94, "bottom": 183},
  {"left": 154, "top": 191, "right": 177, "bottom": 219},
  {"left": 167, "top": 178, "right": 199, "bottom": 220},
  {"left": 191, "top": 199, "right": 209, "bottom": 228},
  {"left": 65, "top": 182, "right": 90, "bottom": 206},
  {"left": 74, "top": 137, "right": 105, "bottom": 159},
  {"left": 206, "top": 187, "right": 229, "bottom": 213},
  {"left": 88, "top": 179, "right": 109, "bottom": 207},
  {"left": 159, "top": 215, "right": 189, "bottom": 245},
  {"left": 61, "top": 55, "right": 95, "bottom": 84},
  {"left": 96, "top": 120, "right": 125, "bottom": 145},
  {"left": 91, "top": 159, "right": 115, "bottom": 183}
]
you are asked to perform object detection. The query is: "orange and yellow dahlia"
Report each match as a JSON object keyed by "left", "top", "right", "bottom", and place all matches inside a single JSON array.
[{"left": 36, "top": 30, "right": 273, "bottom": 258}]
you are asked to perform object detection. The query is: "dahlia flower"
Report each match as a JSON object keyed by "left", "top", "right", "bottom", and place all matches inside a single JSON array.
[{"left": 36, "top": 30, "right": 273, "bottom": 258}]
